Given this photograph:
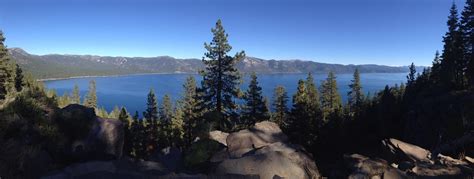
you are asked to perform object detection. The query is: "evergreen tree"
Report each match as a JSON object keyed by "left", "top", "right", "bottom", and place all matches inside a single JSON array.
[
  {"left": 109, "top": 105, "right": 121, "bottom": 119},
  {"left": 14, "top": 64, "right": 24, "bottom": 92},
  {"left": 200, "top": 19, "right": 245, "bottom": 120},
  {"left": 97, "top": 107, "right": 109, "bottom": 118},
  {"left": 320, "top": 71, "right": 342, "bottom": 119},
  {"left": 143, "top": 89, "right": 159, "bottom": 155},
  {"left": 440, "top": 3, "right": 465, "bottom": 88},
  {"left": 130, "top": 111, "right": 146, "bottom": 159},
  {"left": 348, "top": 68, "right": 364, "bottom": 116},
  {"left": 407, "top": 63, "right": 417, "bottom": 86},
  {"left": 305, "top": 72, "right": 323, "bottom": 128},
  {"left": 72, "top": 84, "right": 81, "bottom": 104},
  {"left": 461, "top": 0, "right": 474, "bottom": 87},
  {"left": 0, "top": 31, "right": 13, "bottom": 100},
  {"left": 180, "top": 76, "right": 201, "bottom": 148},
  {"left": 288, "top": 80, "right": 309, "bottom": 145},
  {"left": 242, "top": 73, "right": 269, "bottom": 126},
  {"left": 84, "top": 80, "right": 97, "bottom": 109},
  {"left": 431, "top": 51, "right": 442, "bottom": 83},
  {"left": 159, "top": 94, "right": 173, "bottom": 147},
  {"left": 118, "top": 107, "right": 132, "bottom": 156},
  {"left": 171, "top": 107, "right": 184, "bottom": 148},
  {"left": 271, "top": 85, "right": 289, "bottom": 128}
]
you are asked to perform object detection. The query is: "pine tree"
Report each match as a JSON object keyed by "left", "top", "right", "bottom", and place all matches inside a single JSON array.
[
  {"left": 118, "top": 107, "right": 132, "bottom": 156},
  {"left": 440, "top": 3, "right": 465, "bottom": 88},
  {"left": 305, "top": 72, "right": 323, "bottom": 128},
  {"left": 461, "top": 0, "right": 474, "bottom": 87},
  {"left": 159, "top": 94, "right": 173, "bottom": 147},
  {"left": 171, "top": 107, "right": 184, "bottom": 148},
  {"left": 348, "top": 68, "right": 364, "bottom": 116},
  {"left": 130, "top": 111, "right": 146, "bottom": 159},
  {"left": 288, "top": 80, "right": 309, "bottom": 145},
  {"left": 180, "top": 76, "right": 201, "bottom": 149},
  {"left": 72, "top": 84, "right": 81, "bottom": 104},
  {"left": 0, "top": 31, "right": 13, "bottom": 100},
  {"left": 271, "top": 85, "right": 289, "bottom": 128},
  {"left": 242, "top": 73, "right": 269, "bottom": 126},
  {"left": 109, "top": 105, "right": 121, "bottom": 119},
  {"left": 84, "top": 80, "right": 97, "bottom": 109},
  {"left": 143, "top": 89, "right": 159, "bottom": 155},
  {"left": 200, "top": 19, "right": 245, "bottom": 120},
  {"left": 431, "top": 51, "right": 442, "bottom": 83},
  {"left": 14, "top": 64, "right": 24, "bottom": 92},
  {"left": 407, "top": 63, "right": 417, "bottom": 86},
  {"left": 320, "top": 71, "right": 342, "bottom": 119}
]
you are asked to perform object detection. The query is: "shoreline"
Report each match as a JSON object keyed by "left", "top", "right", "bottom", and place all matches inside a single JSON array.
[
  {"left": 37, "top": 72, "right": 198, "bottom": 82},
  {"left": 38, "top": 71, "right": 409, "bottom": 82}
]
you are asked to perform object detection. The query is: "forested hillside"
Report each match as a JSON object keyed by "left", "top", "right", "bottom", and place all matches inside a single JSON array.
[{"left": 9, "top": 47, "right": 413, "bottom": 79}]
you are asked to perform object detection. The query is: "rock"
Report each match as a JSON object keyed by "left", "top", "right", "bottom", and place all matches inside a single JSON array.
[
  {"left": 58, "top": 104, "right": 124, "bottom": 160},
  {"left": 412, "top": 163, "right": 463, "bottom": 177},
  {"left": 226, "top": 121, "right": 288, "bottom": 158},
  {"left": 344, "top": 154, "right": 388, "bottom": 176},
  {"left": 215, "top": 151, "right": 308, "bottom": 179},
  {"left": 209, "top": 130, "right": 229, "bottom": 146},
  {"left": 213, "top": 121, "right": 320, "bottom": 179},
  {"left": 87, "top": 117, "right": 124, "bottom": 159},
  {"left": 382, "top": 138, "right": 432, "bottom": 163},
  {"left": 24, "top": 150, "right": 53, "bottom": 178}
]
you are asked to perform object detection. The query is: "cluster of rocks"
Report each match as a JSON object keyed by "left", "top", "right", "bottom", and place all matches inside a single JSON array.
[
  {"left": 208, "top": 121, "right": 321, "bottom": 179},
  {"left": 344, "top": 138, "right": 474, "bottom": 178}
]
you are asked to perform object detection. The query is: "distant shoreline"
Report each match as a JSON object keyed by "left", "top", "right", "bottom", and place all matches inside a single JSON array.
[
  {"left": 37, "top": 72, "right": 198, "bottom": 82},
  {"left": 38, "top": 71, "right": 409, "bottom": 82}
]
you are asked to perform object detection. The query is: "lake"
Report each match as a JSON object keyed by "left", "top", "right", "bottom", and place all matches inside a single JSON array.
[{"left": 44, "top": 73, "right": 408, "bottom": 114}]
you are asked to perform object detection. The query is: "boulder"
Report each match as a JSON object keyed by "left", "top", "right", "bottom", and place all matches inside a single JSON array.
[
  {"left": 209, "top": 130, "right": 229, "bottom": 146},
  {"left": 344, "top": 154, "right": 408, "bottom": 178},
  {"left": 86, "top": 117, "right": 124, "bottom": 159},
  {"left": 58, "top": 104, "right": 124, "bottom": 160},
  {"left": 213, "top": 121, "right": 320, "bottom": 179},
  {"left": 215, "top": 151, "right": 308, "bottom": 179},
  {"left": 226, "top": 121, "right": 288, "bottom": 158},
  {"left": 382, "top": 138, "right": 431, "bottom": 164}
]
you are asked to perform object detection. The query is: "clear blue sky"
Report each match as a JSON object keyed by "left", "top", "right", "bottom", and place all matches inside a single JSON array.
[{"left": 0, "top": 0, "right": 466, "bottom": 66}]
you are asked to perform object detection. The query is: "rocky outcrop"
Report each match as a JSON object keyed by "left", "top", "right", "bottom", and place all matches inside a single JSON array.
[
  {"left": 209, "top": 121, "right": 320, "bottom": 179},
  {"left": 58, "top": 104, "right": 124, "bottom": 161},
  {"left": 344, "top": 154, "right": 406, "bottom": 178},
  {"left": 209, "top": 131, "right": 229, "bottom": 146}
]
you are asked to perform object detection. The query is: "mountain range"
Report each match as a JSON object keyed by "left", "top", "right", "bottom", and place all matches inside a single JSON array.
[{"left": 8, "top": 48, "right": 416, "bottom": 80}]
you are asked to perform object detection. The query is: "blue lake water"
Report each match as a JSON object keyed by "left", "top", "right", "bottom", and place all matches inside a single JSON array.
[{"left": 44, "top": 73, "right": 407, "bottom": 114}]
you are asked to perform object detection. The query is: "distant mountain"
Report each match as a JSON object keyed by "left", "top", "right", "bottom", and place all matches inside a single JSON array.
[{"left": 9, "top": 48, "right": 416, "bottom": 80}]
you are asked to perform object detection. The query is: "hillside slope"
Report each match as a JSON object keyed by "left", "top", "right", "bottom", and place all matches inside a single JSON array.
[{"left": 9, "top": 48, "right": 412, "bottom": 79}]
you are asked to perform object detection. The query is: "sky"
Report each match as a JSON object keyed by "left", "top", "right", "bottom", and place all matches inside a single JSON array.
[{"left": 0, "top": 0, "right": 467, "bottom": 66}]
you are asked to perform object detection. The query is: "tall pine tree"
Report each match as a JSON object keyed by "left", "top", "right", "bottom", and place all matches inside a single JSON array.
[
  {"left": 242, "top": 73, "right": 269, "bottom": 126},
  {"left": 440, "top": 3, "right": 465, "bottom": 88},
  {"left": 305, "top": 72, "right": 323, "bottom": 129},
  {"left": 320, "top": 71, "right": 342, "bottom": 119},
  {"left": 0, "top": 31, "right": 13, "bottom": 100},
  {"left": 84, "top": 80, "right": 97, "bottom": 109},
  {"left": 461, "top": 0, "right": 474, "bottom": 87},
  {"left": 72, "top": 84, "right": 81, "bottom": 104},
  {"left": 159, "top": 94, "right": 173, "bottom": 147},
  {"left": 180, "top": 76, "right": 201, "bottom": 148},
  {"left": 143, "top": 89, "right": 159, "bottom": 155},
  {"left": 271, "top": 85, "right": 289, "bottom": 128},
  {"left": 200, "top": 19, "right": 245, "bottom": 120},
  {"left": 118, "top": 107, "right": 132, "bottom": 156},
  {"left": 348, "top": 68, "right": 364, "bottom": 116},
  {"left": 14, "top": 64, "right": 24, "bottom": 92}
]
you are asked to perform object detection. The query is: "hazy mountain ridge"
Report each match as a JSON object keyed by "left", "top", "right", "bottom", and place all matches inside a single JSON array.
[{"left": 9, "top": 48, "right": 414, "bottom": 79}]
